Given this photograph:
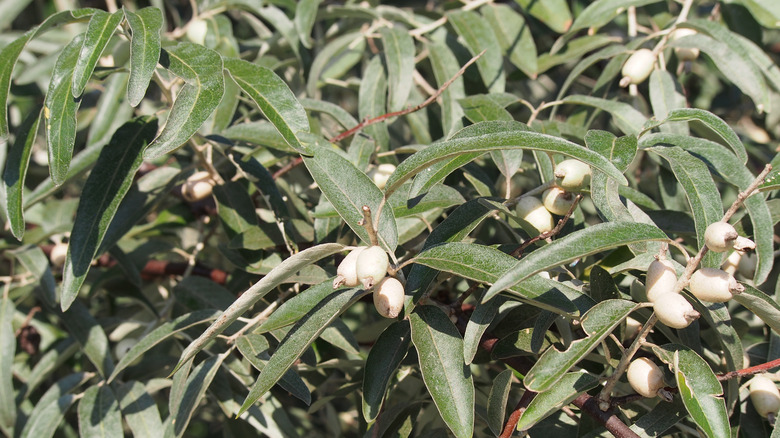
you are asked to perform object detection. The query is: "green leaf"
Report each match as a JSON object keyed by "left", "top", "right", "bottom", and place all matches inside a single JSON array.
[
  {"left": 124, "top": 7, "right": 163, "bottom": 107},
  {"left": 514, "top": 0, "right": 572, "bottom": 33},
  {"left": 71, "top": 10, "right": 123, "bottom": 97},
  {"left": 729, "top": 0, "right": 780, "bottom": 28},
  {"left": 214, "top": 180, "right": 259, "bottom": 238},
  {"left": 517, "top": 371, "right": 600, "bottom": 430},
  {"left": 359, "top": 56, "right": 389, "bottom": 149},
  {"left": 556, "top": 45, "right": 628, "bottom": 103},
  {"left": 427, "top": 42, "right": 465, "bottom": 137},
  {"left": 19, "top": 372, "right": 91, "bottom": 438},
  {"left": 481, "top": 4, "right": 537, "bottom": 78},
  {"left": 2, "top": 107, "right": 41, "bottom": 239},
  {"left": 386, "top": 121, "right": 628, "bottom": 198},
  {"left": 459, "top": 95, "right": 513, "bottom": 123},
  {"left": 410, "top": 305, "right": 474, "bottom": 438},
  {"left": 8, "top": 245, "right": 57, "bottom": 307},
  {"left": 662, "top": 108, "right": 747, "bottom": 164},
  {"left": 173, "top": 244, "right": 346, "bottom": 373},
  {"left": 302, "top": 147, "right": 398, "bottom": 253},
  {"left": 61, "top": 116, "right": 158, "bottom": 311},
  {"left": 447, "top": 9, "right": 505, "bottom": 93},
  {"left": 653, "top": 345, "right": 730, "bottom": 438},
  {"left": 487, "top": 369, "right": 513, "bottom": 435},
  {"left": 585, "top": 130, "right": 637, "bottom": 173},
  {"left": 388, "top": 184, "right": 465, "bottom": 218},
  {"left": 629, "top": 397, "right": 687, "bottom": 437},
  {"left": 0, "top": 295, "right": 15, "bottom": 432},
  {"left": 171, "top": 355, "right": 225, "bottom": 437},
  {"left": 524, "top": 299, "right": 638, "bottom": 392},
  {"left": 224, "top": 58, "right": 310, "bottom": 154},
  {"left": 569, "top": 0, "right": 662, "bottom": 33},
  {"left": 77, "top": 385, "right": 122, "bottom": 438},
  {"left": 380, "top": 26, "right": 415, "bottom": 112},
  {"left": 255, "top": 6, "right": 300, "bottom": 60},
  {"left": 257, "top": 280, "right": 337, "bottom": 334},
  {"left": 240, "top": 287, "right": 370, "bottom": 415},
  {"left": 60, "top": 301, "right": 115, "bottom": 378},
  {"left": 414, "top": 242, "right": 580, "bottom": 316},
  {"left": 0, "top": 8, "right": 97, "bottom": 141},
  {"left": 108, "top": 310, "right": 219, "bottom": 382},
  {"left": 144, "top": 43, "right": 224, "bottom": 159},
  {"left": 116, "top": 381, "right": 164, "bottom": 438},
  {"left": 486, "top": 222, "right": 668, "bottom": 302},
  {"left": 294, "top": 0, "right": 321, "bottom": 49},
  {"left": 236, "top": 333, "right": 311, "bottom": 405},
  {"left": 45, "top": 33, "right": 84, "bottom": 186},
  {"left": 733, "top": 284, "right": 780, "bottom": 335},
  {"left": 537, "top": 34, "right": 617, "bottom": 74},
  {"left": 463, "top": 296, "right": 502, "bottom": 365},
  {"left": 362, "top": 320, "right": 411, "bottom": 421},
  {"left": 561, "top": 95, "right": 647, "bottom": 135},
  {"left": 87, "top": 72, "right": 135, "bottom": 148},
  {"left": 648, "top": 70, "right": 689, "bottom": 135},
  {"left": 306, "top": 32, "right": 365, "bottom": 96},
  {"left": 643, "top": 145, "right": 723, "bottom": 269}
]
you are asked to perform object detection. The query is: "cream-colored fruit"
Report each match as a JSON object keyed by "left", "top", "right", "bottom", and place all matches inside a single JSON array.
[
  {"left": 738, "top": 252, "right": 757, "bottom": 279},
  {"left": 367, "top": 163, "right": 396, "bottom": 190},
  {"left": 625, "top": 317, "right": 642, "bottom": 340},
  {"left": 373, "top": 277, "right": 404, "bottom": 318},
  {"left": 722, "top": 251, "right": 741, "bottom": 276},
  {"left": 627, "top": 357, "right": 666, "bottom": 398},
  {"left": 50, "top": 242, "right": 68, "bottom": 267},
  {"left": 114, "top": 337, "right": 137, "bottom": 361},
  {"left": 542, "top": 187, "right": 576, "bottom": 215},
  {"left": 186, "top": 18, "right": 209, "bottom": 45},
  {"left": 733, "top": 236, "right": 756, "bottom": 252},
  {"left": 750, "top": 376, "right": 780, "bottom": 418},
  {"left": 554, "top": 160, "right": 591, "bottom": 191},
  {"left": 688, "top": 268, "right": 743, "bottom": 302},
  {"left": 671, "top": 28, "right": 700, "bottom": 61},
  {"left": 356, "top": 246, "right": 389, "bottom": 289},
  {"left": 704, "top": 222, "right": 738, "bottom": 253},
  {"left": 515, "top": 196, "right": 554, "bottom": 234},
  {"left": 620, "top": 49, "right": 656, "bottom": 86},
  {"left": 645, "top": 259, "right": 677, "bottom": 303},
  {"left": 181, "top": 171, "right": 215, "bottom": 202},
  {"left": 653, "top": 293, "right": 699, "bottom": 329},
  {"left": 334, "top": 247, "right": 366, "bottom": 288}
]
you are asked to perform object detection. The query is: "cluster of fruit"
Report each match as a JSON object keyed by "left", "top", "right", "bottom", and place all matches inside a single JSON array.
[
  {"left": 515, "top": 159, "right": 590, "bottom": 233},
  {"left": 334, "top": 246, "right": 403, "bottom": 319},
  {"left": 620, "top": 28, "right": 700, "bottom": 88}
]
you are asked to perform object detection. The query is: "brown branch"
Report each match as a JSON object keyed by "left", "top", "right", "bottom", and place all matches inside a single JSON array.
[
  {"left": 511, "top": 194, "right": 583, "bottom": 258},
  {"left": 500, "top": 389, "right": 537, "bottom": 438}
]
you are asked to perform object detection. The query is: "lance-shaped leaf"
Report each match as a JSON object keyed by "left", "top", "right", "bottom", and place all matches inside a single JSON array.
[
  {"left": 629, "top": 397, "right": 687, "bottom": 436},
  {"left": 171, "top": 355, "right": 225, "bottom": 437},
  {"left": 87, "top": 72, "right": 134, "bottom": 148},
  {"left": 363, "top": 320, "right": 411, "bottom": 421},
  {"left": 514, "top": 0, "right": 572, "bottom": 33},
  {"left": 60, "top": 301, "right": 115, "bottom": 378},
  {"left": 173, "top": 244, "right": 345, "bottom": 373},
  {"left": 447, "top": 9, "right": 505, "bottom": 93},
  {"left": 124, "top": 7, "right": 163, "bottom": 107},
  {"left": 410, "top": 305, "right": 474, "bottom": 438},
  {"left": 45, "top": 34, "right": 84, "bottom": 186},
  {"left": 294, "top": 0, "right": 321, "bottom": 49},
  {"left": 2, "top": 107, "right": 41, "bottom": 240},
  {"left": 524, "top": 300, "right": 638, "bottom": 392},
  {"left": 387, "top": 121, "right": 627, "bottom": 197},
  {"left": 108, "top": 309, "right": 219, "bottom": 382},
  {"left": 734, "top": 284, "right": 780, "bottom": 335},
  {"left": 144, "top": 43, "right": 224, "bottom": 159},
  {"left": 463, "top": 295, "right": 502, "bottom": 365},
  {"left": 9, "top": 245, "right": 57, "bottom": 307},
  {"left": 516, "top": 371, "right": 600, "bottom": 431},
  {"left": 77, "top": 385, "right": 122, "bottom": 438},
  {"left": 116, "top": 381, "right": 164, "bottom": 438},
  {"left": 482, "top": 4, "right": 537, "bottom": 78},
  {"left": 0, "top": 295, "right": 15, "bottom": 432},
  {"left": 569, "top": 0, "right": 661, "bottom": 33},
  {"left": 61, "top": 117, "right": 158, "bottom": 311},
  {"left": 486, "top": 222, "right": 668, "bottom": 302},
  {"left": 236, "top": 334, "right": 311, "bottom": 405},
  {"left": 302, "top": 146, "right": 398, "bottom": 253},
  {"left": 239, "top": 287, "right": 370, "bottom": 415},
  {"left": 648, "top": 69, "right": 689, "bottom": 135},
  {"left": 359, "top": 56, "right": 389, "bottom": 149},
  {"left": 0, "top": 8, "right": 97, "bottom": 141},
  {"left": 653, "top": 344, "right": 730, "bottom": 438},
  {"left": 258, "top": 280, "right": 336, "bottom": 333},
  {"left": 487, "top": 369, "right": 513, "bottom": 435},
  {"left": 380, "top": 26, "right": 415, "bottom": 112},
  {"left": 561, "top": 95, "right": 646, "bottom": 135},
  {"left": 644, "top": 145, "right": 723, "bottom": 269},
  {"left": 653, "top": 108, "right": 747, "bottom": 163},
  {"left": 427, "top": 42, "right": 465, "bottom": 137},
  {"left": 19, "top": 373, "right": 91, "bottom": 438},
  {"left": 71, "top": 10, "right": 123, "bottom": 97},
  {"left": 224, "top": 58, "right": 310, "bottom": 154},
  {"left": 414, "top": 242, "right": 580, "bottom": 316}
]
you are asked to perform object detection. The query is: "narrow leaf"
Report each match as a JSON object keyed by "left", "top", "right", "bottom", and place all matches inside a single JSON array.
[
  {"left": 60, "top": 301, "right": 115, "bottom": 378},
  {"left": 61, "top": 117, "right": 158, "bottom": 310},
  {"left": 648, "top": 70, "right": 689, "bottom": 135},
  {"left": 524, "top": 300, "right": 638, "bottom": 392},
  {"left": 77, "top": 385, "right": 122, "bottom": 438},
  {"left": 224, "top": 58, "right": 310, "bottom": 154},
  {"left": 19, "top": 373, "right": 91, "bottom": 438},
  {"left": 71, "top": 10, "right": 123, "bottom": 97},
  {"left": 733, "top": 284, "right": 780, "bottom": 335},
  {"left": 481, "top": 4, "right": 537, "bottom": 78},
  {"left": 427, "top": 42, "right": 465, "bottom": 137},
  {"left": 236, "top": 333, "right": 311, "bottom": 405},
  {"left": 359, "top": 56, "right": 389, "bottom": 149},
  {"left": 514, "top": 0, "right": 572, "bottom": 33},
  {"left": 172, "top": 355, "right": 225, "bottom": 437},
  {"left": 240, "top": 287, "right": 370, "bottom": 414},
  {"left": 124, "top": 6, "right": 163, "bottom": 107},
  {"left": 362, "top": 320, "right": 411, "bottom": 421},
  {"left": 447, "top": 9, "right": 505, "bottom": 93},
  {"left": 0, "top": 295, "right": 15, "bottom": 431},
  {"left": 463, "top": 296, "right": 502, "bottom": 365},
  {"left": 486, "top": 222, "right": 668, "bottom": 302},
  {"left": 664, "top": 108, "right": 747, "bottom": 164},
  {"left": 487, "top": 369, "right": 513, "bottom": 435},
  {"left": 569, "top": 0, "right": 661, "bottom": 33},
  {"left": 516, "top": 371, "right": 600, "bottom": 430},
  {"left": 116, "top": 381, "right": 164, "bottom": 438},
  {"left": 410, "top": 305, "right": 474, "bottom": 438},
  {"left": 2, "top": 107, "right": 41, "bottom": 239},
  {"left": 562, "top": 95, "right": 647, "bottom": 135},
  {"left": 294, "top": 0, "right": 321, "bottom": 49},
  {"left": 174, "top": 244, "right": 346, "bottom": 373},
  {"left": 380, "top": 26, "right": 415, "bottom": 112},
  {"left": 258, "top": 280, "right": 336, "bottom": 333},
  {"left": 87, "top": 72, "right": 134, "bottom": 148},
  {"left": 144, "top": 43, "right": 224, "bottom": 159}
]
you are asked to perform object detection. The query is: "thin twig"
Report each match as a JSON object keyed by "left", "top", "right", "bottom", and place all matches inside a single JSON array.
[
  {"left": 500, "top": 390, "right": 537, "bottom": 438},
  {"left": 511, "top": 194, "right": 583, "bottom": 258}
]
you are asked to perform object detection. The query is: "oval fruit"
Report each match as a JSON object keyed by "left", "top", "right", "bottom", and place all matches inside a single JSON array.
[
  {"left": 627, "top": 357, "right": 665, "bottom": 398},
  {"left": 356, "top": 246, "right": 389, "bottom": 289},
  {"left": 334, "top": 247, "right": 366, "bottom": 288},
  {"left": 554, "top": 159, "right": 591, "bottom": 191},
  {"left": 620, "top": 48, "right": 656, "bottom": 86},
  {"left": 50, "top": 242, "right": 68, "bottom": 267},
  {"left": 181, "top": 171, "right": 215, "bottom": 202},
  {"left": 704, "top": 222, "right": 738, "bottom": 253},
  {"left": 653, "top": 293, "right": 699, "bottom": 329},
  {"left": 515, "top": 196, "right": 554, "bottom": 234},
  {"left": 645, "top": 259, "right": 677, "bottom": 303},
  {"left": 542, "top": 186, "right": 575, "bottom": 215},
  {"left": 367, "top": 163, "right": 396, "bottom": 190},
  {"left": 688, "top": 268, "right": 743, "bottom": 302},
  {"left": 373, "top": 277, "right": 404, "bottom": 318},
  {"left": 750, "top": 375, "right": 780, "bottom": 419}
]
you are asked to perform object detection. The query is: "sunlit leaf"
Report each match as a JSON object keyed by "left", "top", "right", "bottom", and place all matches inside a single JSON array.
[
  {"left": 124, "top": 6, "right": 163, "bottom": 107},
  {"left": 2, "top": 108, "right": 41, "bottom": 239},
  {"left": 77, "top": 385, "right": 122, "bottom": 438},
  {"left": 71, "top": 10, "right": 123, "bottom": 97}
]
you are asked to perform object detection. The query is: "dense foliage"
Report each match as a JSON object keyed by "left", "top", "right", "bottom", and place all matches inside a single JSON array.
[{"left": 2, "top": 0, "right": 780, "bottom": 437}]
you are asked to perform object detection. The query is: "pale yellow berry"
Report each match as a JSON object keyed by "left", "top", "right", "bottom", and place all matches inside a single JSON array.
[
  {"left": 627, "top": 357, "right": 666, "bottom": 398},
  {"left": 624, "top": 317, "right": 642, "bottom": 340},
  {"left": 542, "top": 187, "right": 575, "bottom": 215},
  {"left": 334, "top": 247, "right": 366, "bottom": 288},
  {"left": 186, "top": 18, "right": 209, "bottom": 45},
  {"left": 750, "top": 376, "right": 780, "bottom": 419},
  {"left": 653, "top": 293, "right": 699, "bottom": 329},
  {"left": 620, "top": 49, "right": 656, "bottom": 86},
  {"left": 50, "top": 242, "right": 68, "bottom": 267},
  {"left": 645, "top": 259, "right": 677, "bottom": 303},
  {"left": 373, "top": 277, "right": 404, "bottom": 318},
  {"left": 367, "top": 163, "right": 396, "bottom": 190},
  {"left": 688, "top": 268, "right": 743, "bottom": 302},
  {"left": 515, "top": 196, "right": 554, "bottom": 234},
  {"left": 554, "top": 160, "right": 591, "bottom": 191},
  {"left": 704, "top": 222, "right": 739, "bottom": 253},
  {"left": 722, "top": 251, "right": 741, "bottom": 276},
  {"left": 181, "top": 171, "right": 215, "bottom": 202},
  {"left": 670, "top": 28, "right": 700, "bottom": 61},
  {"left": 356, "top": 246, "right": 389, "bottom": 289}
]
